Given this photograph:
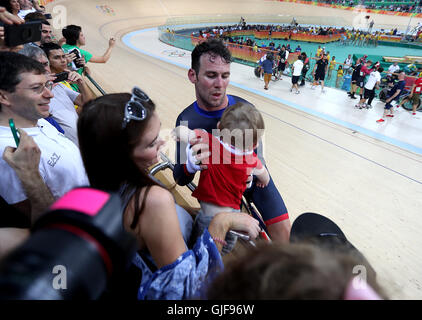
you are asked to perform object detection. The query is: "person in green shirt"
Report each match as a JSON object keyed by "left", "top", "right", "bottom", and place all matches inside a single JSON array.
[{"left": 61, "top": 24, "right": 116, "bottom": 90}]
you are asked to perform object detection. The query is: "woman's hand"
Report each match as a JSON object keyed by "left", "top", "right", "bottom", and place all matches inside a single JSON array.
[{"left": 209, "top": 212, "right": 261, "bottom": 243}]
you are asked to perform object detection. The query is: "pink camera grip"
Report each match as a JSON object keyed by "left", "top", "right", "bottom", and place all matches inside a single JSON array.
[{"left": 50, "top": 188, "right": 110, "bottom": 216}]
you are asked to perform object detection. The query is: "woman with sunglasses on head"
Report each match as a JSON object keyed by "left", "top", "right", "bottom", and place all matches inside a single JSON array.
[{"left": 77, "top": 87, "right": 261, "bottom": 300}]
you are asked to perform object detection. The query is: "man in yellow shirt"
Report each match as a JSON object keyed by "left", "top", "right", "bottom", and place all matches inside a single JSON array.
[
  {"left": 316, "top": 46, "right": 322, "bottom": 58},
  {"left": 327, "top": 56, "right": 336, "bottom": 80}
]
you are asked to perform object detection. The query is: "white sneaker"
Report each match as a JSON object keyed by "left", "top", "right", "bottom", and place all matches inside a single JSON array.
[
  {"left": 321, "top": 89, "right": 326, "bottom": 93},
  {"left": 295, "top": 90, "right": 300, "bottom": 94},
  {"left": 311, "top": 85, "right": 316, "bottom": 90}
]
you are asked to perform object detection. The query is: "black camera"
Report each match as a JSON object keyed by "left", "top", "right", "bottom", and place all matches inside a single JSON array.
[
  {"left": 3, "top": 21, "right": 42, "bottom": 47},
  {"left": 69, "top": 48, "right": 84, "bottom": 69},
  {"left": 53, "top": 71, "right": 69, "bottom": 83},
  {"left": 0, "top": 188, "right": 137, "bottom": 300}
]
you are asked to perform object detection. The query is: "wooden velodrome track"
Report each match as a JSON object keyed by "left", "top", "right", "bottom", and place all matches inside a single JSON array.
[{"left": 45, "top": 0, "right": 422, "bottom": 299}]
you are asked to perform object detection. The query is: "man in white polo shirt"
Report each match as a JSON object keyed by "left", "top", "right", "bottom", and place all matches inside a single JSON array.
[
  {"left": 388, "top": 62, "right": 400, "bottom": 75},
  {"left": 290, "top": 54, "right": 304, "bottom": 94},
  {"left": 0, "top": 52, "right": 88, "bottom": 221},
  {"left": 356, "top": 66, "right": 383, "bottom": 109}
]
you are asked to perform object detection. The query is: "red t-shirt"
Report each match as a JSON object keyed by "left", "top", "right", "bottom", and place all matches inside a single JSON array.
[
  {"left": 413, "top": 77, "right": 422, "bottom": 94},
  {"left": 191, "top": 130, "right": 263, "bottom": 210}
]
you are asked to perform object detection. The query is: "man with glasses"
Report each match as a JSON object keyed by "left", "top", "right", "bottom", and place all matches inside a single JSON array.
[{"left": 0, "top": 51, "right": 88, "bottom": 220}]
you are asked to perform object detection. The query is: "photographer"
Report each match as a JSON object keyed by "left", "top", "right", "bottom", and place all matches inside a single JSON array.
[
  {"left": 40, "top": 42, "right": 95, "bottom": 146},
  {"left": 61, "top": 24, "right": 116, "bottom": 77},
  {"left": 0, "top": 4, "right": 25, "bottom": 52}
]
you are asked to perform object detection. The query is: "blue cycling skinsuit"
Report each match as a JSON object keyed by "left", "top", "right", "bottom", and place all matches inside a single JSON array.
[{"left": 173, "top": 94, "right": 289, "bottom": 226}]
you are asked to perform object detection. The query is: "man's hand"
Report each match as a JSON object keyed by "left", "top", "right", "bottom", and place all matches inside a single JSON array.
[
  {"left": 75, "top": 54, "right": 86, "bottom": 68},
  {"left": 185, "top": 137, "right": 210, "bottom": 173},
  {"left": 3, "top": 129, "right": 54, "bottom": 224},
  {"left": 3, "top": 129, "right": 41, "bottom": 175},
  {"left": 172, "top": 126, "right": 196, "bottom": 144},
  {"left": 66, "top": 70, "right": 84, "bottom": 85},
  {"left": 65, "top": 52, "right": 77, "bottom": 64},
  {"left": 0, "top": 26, "right": 23, "bottom": 52},
  {"left": 109, "top": 37, "right": 116, "bottom": 48}
]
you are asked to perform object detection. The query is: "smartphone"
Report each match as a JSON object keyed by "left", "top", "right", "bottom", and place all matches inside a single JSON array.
[
  {"left": 4, "top": 21, "right": 42, "bottom": 47},
  {"left": 69, "top": 48, "right": 84, "bottom": 68},
  {"left": 9, "top": 119, "right": 20, "bottom": 147},
  {"left": 44, "top": 13, "right": 52, "bottom": 19},
  {"left": 53, "top": 71, "right": 69, "bottom": 83}
]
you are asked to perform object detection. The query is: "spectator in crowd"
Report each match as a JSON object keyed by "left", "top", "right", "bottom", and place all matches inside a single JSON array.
[
  {"left": 377, "top": 71, "right": 406, "bottom": 122},
  {"left": 356, "top": 66, "right": 383, "bottom": 109},
  {"left": 342, "top": 68, "right": 352, "bottom": 92},
  {"left": 343, "top": 54, "right": 353, "bottom": 73},
  {"left": 0, "top": 51, "right": 88, "bottom": 220},
  {"left": 207, "top": 212, "right": 386, "bottom": 300},
  {"left": 256, "top": 53, "right": 267, "bottom": 80},
  {"left": 18, "top": 45, "right": 65, "bottom": 134},
  {"left": 397, "top": 74, "right": 422, "bottom": 115},
  {"left": 17, "top": 0, "right": 36, "bottom": 19},
  {"left": 61, "top": 24, "right": 116, "bottom": 76},
  {"left": 299, "top": 52, "right": 310, "bottom": 87},
  {"left": 0, "top": 0, "right": 20, "bottom": 17},
  {"left": 262, "top": 53, "right": 274, "bottom": 90},
  {"left": 0, "top": 4, "right": 23, "bottom": 24},
  {"left": 316, "top": 45, "right": 322, "bottom": 57},
  {"left": 24, "top": 15, "right": 53, "bottom": 47},
  {"left": 0, "top": 128, "right": 44, "bottom": 258},
  {"left": 173, "top": 39, "right": 291, "bottom": 243},
  {"left": 41, "top": 42, "right": 94, "bottom": 145},
  {"left": 335, "top": 65, "right": 343, "bottom": 88},
  {"left": 77, "top": 88, "right": 261, "bottom": 299},
  {"left": 291, "top": 54, "right": 303, "bottom": 94},
  {"left": 277, "top": 45, "right": 289, "bottom": 80},
  {"left": 0, "top": 8, "right": 25, "bottom": 54},
  {"left": 387, "top": 62, "right": 400, "bottom": 75},
  {"left": 349, "top": 58, "right": 375, "bottom": 100},
  {"left": 327, "top": 55, "right": 336, "bottom": 80},
  {"left": 311, "top": 53, "right": 328, "bottom": 93}
]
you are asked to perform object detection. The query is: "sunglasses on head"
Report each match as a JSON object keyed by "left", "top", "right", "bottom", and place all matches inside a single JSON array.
[{"left": 122, "top": 86, "right": 149, "bottom": 129}]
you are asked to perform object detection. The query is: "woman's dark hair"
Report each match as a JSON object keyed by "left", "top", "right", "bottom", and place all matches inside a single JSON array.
[
  {"left": 77, "top": 93, "right": 160, "bottom": 227},
  {"left": 191, "top": 39, "right": 232, "bottom": 75},
  {"left": 62, "top": 24, "right": 82, "bottom": 45},
  {"left": 0, "top": 0, "right": 16, "bottom": 13},
  {"left": 77, "top": 92, "right": 159, "bottom": 191}
]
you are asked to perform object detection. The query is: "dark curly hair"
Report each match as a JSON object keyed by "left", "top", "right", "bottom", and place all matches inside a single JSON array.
[{"left": 191, "top": 38, "right": 232, "bottom": 75}]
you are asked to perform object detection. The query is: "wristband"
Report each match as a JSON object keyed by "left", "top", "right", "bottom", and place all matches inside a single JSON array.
[{"left": 185, "top": 143, "right": 201, "bottom": 174}]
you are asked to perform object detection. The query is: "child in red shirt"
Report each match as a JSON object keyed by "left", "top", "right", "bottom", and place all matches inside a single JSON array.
[{"left": 172, "top": 102, "right": 269, "bottom": 254}]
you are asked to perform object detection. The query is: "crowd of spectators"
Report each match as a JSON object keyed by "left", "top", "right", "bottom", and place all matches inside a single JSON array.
[
  {"left": 314, "top": 0, "right": 422, "bottom": 13},
  {"left": 0, "top": 1, "right": 400, "bottom": 302}
]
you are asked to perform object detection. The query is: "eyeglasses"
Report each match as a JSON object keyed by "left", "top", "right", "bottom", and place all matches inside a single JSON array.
[
  {"left": 122, "top": 86, "right": 149, "bottom": 129},
  {"left": 18, "top": 81, "right": 54, "bottom": 94}
]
